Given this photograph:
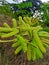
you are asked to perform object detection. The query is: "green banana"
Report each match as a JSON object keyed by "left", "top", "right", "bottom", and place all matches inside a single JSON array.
[
  {"left": 26, "top": 17, "right": 32, "bottom": 25},
  {"left": 23, "top": 17, "right": 32, "bottom": 25},
  {"left": 34, "top": 47, "right": 43, "bottom": 59},
  {"left": 15, "top": 46, "right": 22, "bottom": 55},
  {"left": 0, "top": 38, "right": 17, "bottom": 43},
  {"left": 12, "top": 18, "right": 17, "bottom": 28},
  {"left": 31, "top": 39, "right": 43, "bottom": 59},
  {"left": 31, "top": 48, "right": 36, "bottom": 61},
  {"left": 27, "top": 45, "right": 31, "bottom": 61},
  {"left": 31, "top": 39, "right": 38, "bottom": 48},
  {"left": 1, "top": 30, "right": 18, "bottom": 38},
  {"left": 41, "top": 38, "right": 49, "bottom": 45},
  {"left": 23, "top": 17, "right": 29, "bottom": 23},
  {"left": 3, "top": 22, "right": 10, "bottom": 28},
  {"left": 33, "top": 30, "right": 46, "bottom": 53},
  {"left": 16, "top": 35, "right": 27, "bottom": 52},
  {"left": 0, "top": 27, "right": 16, "bottom": 32},
  {"left": 12, "top": 42, "right": 20, "bottom": 48},
  {"left": 0, "top": 33, "right": 5, "bottom": 36},
  {"left": 38, "top": 31, "right": 49, "bottom": 37},
  {"left": 19, "top": 16, "right": 26, "bottom": 26},
  {"left": 42, "top": 43, "right": 49, "bottom": 48}
]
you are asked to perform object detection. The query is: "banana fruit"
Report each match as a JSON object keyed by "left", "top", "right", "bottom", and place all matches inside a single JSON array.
[{"left": 33, "top": 30, "right": 46, "bottom": 53}]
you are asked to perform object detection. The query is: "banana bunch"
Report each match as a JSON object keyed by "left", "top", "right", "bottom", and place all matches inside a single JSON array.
[
  {"left": 19, "top": 16, "right": 39, "bottom": 28},
  {"left": 0, "top": 16, "right": 49, "bottom": 61},
  {"left": 12, "top": 35, "right": 28, "bottom": 54},
  {"left": 18, "top": 16, "right": 39, "bottom": 38},
  {"left": 26, "top": 29, "right": 49, "bottom": 61},
  {"left": 0, "top": 18, "right": 18, "bottom": 42}
]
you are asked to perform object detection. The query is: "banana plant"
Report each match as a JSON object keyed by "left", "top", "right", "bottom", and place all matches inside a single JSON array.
[{"left": 0, "top": 16, "right": 49, "bottom": 61}]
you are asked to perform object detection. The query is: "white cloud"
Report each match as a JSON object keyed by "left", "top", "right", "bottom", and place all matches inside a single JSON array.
[
  {"left": 6, "top": 0, "right": 26, "bottom": 3},
  {"left": 41, "top": 0, "right": 48, "bottom": 2},
  {"left": 6, "top": 0, "right": 49, "bottom": 3},
  {"left": 6, "top": 0, "right": 16, "bottom": 3}
]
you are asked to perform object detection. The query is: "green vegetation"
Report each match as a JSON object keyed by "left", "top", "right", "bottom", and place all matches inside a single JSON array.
[
  {"left": 15, "top": 2, "right": 32, "bottom": 9},
  {"left": 0, "top": 4, "right": 13, "bottom": 17},
  {"left": 40, "top": 2, "right": 49, "bottom": 27},
  {"left": 0, "top": 1, "right": 49, "bottom": 62},
  {"left": 0, "top": 16, "right": 49, "bottom": 61},
  {"left": 0, "top": 1, "right": 33, "bottom": 19}
]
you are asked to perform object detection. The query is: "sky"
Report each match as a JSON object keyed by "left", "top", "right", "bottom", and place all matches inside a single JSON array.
[
  {"left": 41, "top": 0, "right": 48, "bottom": 2},
  {"left": 6, "top": 0, "right": 49, "bottom": 3},
  {"left": 6, "top": 0, "right": 26, "bottom": 3}
]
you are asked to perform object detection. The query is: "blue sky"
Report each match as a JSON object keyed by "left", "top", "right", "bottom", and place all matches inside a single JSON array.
[{"left": 6, "top": 0, "right": 49, "bottom": 3}]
